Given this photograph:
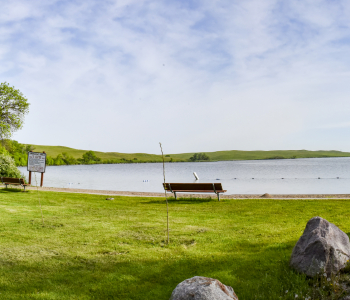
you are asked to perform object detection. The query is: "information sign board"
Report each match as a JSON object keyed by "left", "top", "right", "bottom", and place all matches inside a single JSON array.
[{"left": 27, "top": 152, "right": 46, "bottom": 173}]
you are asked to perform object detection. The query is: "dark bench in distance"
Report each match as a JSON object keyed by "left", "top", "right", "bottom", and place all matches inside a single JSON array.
[
  {"left": 163, "top": 183, "right": 226, "bottom": 201},
  {"left": 1, "top": 177, "right": 29, "bottom": 191}
]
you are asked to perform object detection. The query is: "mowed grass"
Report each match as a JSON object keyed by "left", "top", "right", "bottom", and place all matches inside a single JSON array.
[
  {"left": 30, "top": 144, "right": 350, "bottom": 161},
  {"left": 1, "top": 189, "right": 350, "bottom": 299}
]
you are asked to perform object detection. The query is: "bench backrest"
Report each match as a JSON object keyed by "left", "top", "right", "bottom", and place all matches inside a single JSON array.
[
  {"left": 163, "top": 183, "right": 224, "bottom": 191},
  {"left": 1, "top": 177, "right": 25, "bottom": 184}
]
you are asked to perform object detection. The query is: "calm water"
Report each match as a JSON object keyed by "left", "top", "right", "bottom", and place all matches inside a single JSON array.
[{"left": 18, "top": 158, "right": 350, "bottom": 194}]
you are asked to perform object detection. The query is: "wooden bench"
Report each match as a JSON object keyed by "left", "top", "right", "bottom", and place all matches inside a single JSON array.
[
  {"left": 1, "top": 177, "right": 29, "bottom": 191},
  {"left": 163, "top": 183, "right": 226, "bottom": 201}
]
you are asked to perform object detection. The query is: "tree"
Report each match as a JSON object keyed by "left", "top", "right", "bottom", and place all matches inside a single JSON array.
[
  {"left": 0, "top": 153, "right": 22, "bottom": 178},
  {"left": 189, "top": 153, "right": 210, "bottom": 162},
  {"left": 78, "top": 151, "right": 101, "bottom": 164},
  {"left": 0, "top": 82, "right": 30, "bottom": 140},
  {"left": 61, "top": 152, "right": 77, "bottom": 165}
]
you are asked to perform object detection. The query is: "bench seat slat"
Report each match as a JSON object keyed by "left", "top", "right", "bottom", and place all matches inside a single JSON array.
[
  {"left": 163, "top": 183, "right": 226, "bottom": 201},
  {"left": 163, "top": 183, "right": 224, "bottom": 191},
  {"left": 2, "top": 183, "right": 30, "bottom": 186},
  {"left": 165, "top": 190, "right": 226, "bottom": 193}
]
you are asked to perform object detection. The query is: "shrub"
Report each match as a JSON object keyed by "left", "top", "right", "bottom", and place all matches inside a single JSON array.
[
  {"left": 53, "top": 154, "right": 65, "bottom": 165},
  {"left": 0, "top": 146, "right": 9, "bottom": 155},
  {"left": 61, "top": 152, "right": 77, "bottom": 165},
  {"left": 189, "top": 153, "right": 210, "bottom": 162},
  {"left": 78, "top": 151, "right": 101, "bottom": 164},
  {"left": 0, "top": 153, "right": 22, "bottom": 178}
]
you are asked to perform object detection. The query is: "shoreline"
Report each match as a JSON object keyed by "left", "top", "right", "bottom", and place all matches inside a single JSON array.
[{"left": 13, "top": 186, "right": 350, "bottom": 199}]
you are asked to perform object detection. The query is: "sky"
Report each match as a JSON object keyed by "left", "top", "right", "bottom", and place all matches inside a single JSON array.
[{"left": 1, "top": 0, "right": 350, "bottom": 154}]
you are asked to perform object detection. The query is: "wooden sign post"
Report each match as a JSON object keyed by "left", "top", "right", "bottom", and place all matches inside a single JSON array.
[
  {"left": 28, "top": 151, "right": 32, "bottom": 185},
  {"left": 27, "top": 151, "right": 47, "bottom": 187}
]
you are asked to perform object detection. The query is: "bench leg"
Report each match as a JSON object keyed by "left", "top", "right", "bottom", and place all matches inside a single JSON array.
[
  {"left": 217, "top": 193, "right": 220, "bottom": 201},
  {"left": 5, "top": 184, "right": 8, "bottom": 189},
  {"left": 23, "top": 186, "right": 26, "bottom": 192},
  {"left": 174, "top": 192, "right": 177, "bottom": 200}
]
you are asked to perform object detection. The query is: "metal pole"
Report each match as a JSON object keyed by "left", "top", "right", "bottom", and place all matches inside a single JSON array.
[{"left": 159, "top": 143, "right": 169, "bottom": 244}]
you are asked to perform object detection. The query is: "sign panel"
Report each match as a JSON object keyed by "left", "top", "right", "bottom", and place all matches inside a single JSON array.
[{"left": 27, "top": 152, "right": 46, "bottom": 173}]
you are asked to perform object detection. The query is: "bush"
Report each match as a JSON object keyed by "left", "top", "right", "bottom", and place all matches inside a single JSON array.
[
  {"left": 61, "top": 152, "right": 77, "bottom": 165},
  {"left": 0, "top": 146, "right": 9, "bottom": 155},
  {"left": 78, "top": 151, "right": 101, "bottom": 164},
  {"left": 0, "top": 153, "right": 22, "bottom": 178},
  {"left": 189, "top": 153, "right": 210, "bottom": 162}
]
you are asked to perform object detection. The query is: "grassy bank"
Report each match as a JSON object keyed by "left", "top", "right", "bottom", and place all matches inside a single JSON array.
[
  {"left": 1, "top": 189, "right": 350, "bottom": 299},
  {"left": 31, "top": 144, "right": 350, "bottom": 162}
]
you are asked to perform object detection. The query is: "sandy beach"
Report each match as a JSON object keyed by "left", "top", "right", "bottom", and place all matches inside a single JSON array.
[{"left": 11, "top": 186, "right": 350, "bottom": 199}]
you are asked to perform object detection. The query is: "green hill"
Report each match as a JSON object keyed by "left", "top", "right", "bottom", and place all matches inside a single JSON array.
[
  {"left": 171, "top": 149, "right": 350, "bottom": 161},
  {"left": 30, "top": 145, "right": 166, "bottom": 162},
  {"left": 30, "top": 145, "right": 350, "bottom": 162}
]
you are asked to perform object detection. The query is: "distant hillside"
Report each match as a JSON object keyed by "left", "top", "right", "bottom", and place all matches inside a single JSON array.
[
  {"left": 30, "top": 145, "right": 350, "bottom": 162},
  {"left": 30, "top": 145, "right": 164, "bottom": 161},
  {"left": 170, "top": 150, "right": 350, "bottom": 161}
]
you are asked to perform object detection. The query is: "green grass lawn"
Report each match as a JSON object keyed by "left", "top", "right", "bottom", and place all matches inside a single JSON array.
[{"left": 1, "top": 189, "right": 350, "bottom": 299}]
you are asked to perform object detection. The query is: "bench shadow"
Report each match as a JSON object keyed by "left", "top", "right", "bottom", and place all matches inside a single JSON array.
[
  {"left": 0, "top": 188, "right": 27, "bottom": 193},
  {"left": 144, "top": 197, "right": 216, "bottom": 204}
]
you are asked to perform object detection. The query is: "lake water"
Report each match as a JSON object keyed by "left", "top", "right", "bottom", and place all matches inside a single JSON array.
[{"left": 18, "top": 157, "right": 350, "bottom": 194}]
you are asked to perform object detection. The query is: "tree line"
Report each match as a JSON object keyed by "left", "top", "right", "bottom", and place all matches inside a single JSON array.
[
  {"left": 1, "top": 139, "right": 211, "bottom": 166},
  {"left": 1, "top": 139, "right": 208, "bottom": 166},
  {"left": 1, "top": 140, "right": 115, "bottom": 166}
]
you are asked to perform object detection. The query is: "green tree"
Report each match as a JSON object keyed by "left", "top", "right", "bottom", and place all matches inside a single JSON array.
[
  {"left": 61, "top": 152, "right": 77, "bottom": 165},
  {"left": 78, "top": 151, "right": 101, "bottom": 164},
  {"left": 0, "top": 153, "right": 22, "bottom": 178},
  {"left": 0, "top": 82, "right": 30, "bottom": 140},
  {"left": 53, "top": 154, "right": 65, "bottom": 165},
  {"left": 189, "top": 153, "right": 210, "bottom": 162},
  {"left": 0, "top": 139, "right": 30, "bottom": 166}
]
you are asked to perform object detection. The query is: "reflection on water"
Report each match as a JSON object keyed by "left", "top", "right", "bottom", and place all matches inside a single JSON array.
[{"left": 18, "top": 157, "right": 350, "bottom": 194}]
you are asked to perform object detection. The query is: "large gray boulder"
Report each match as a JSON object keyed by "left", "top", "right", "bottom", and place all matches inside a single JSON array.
[
  {"left": 290, "top": 216, "right": 350, "bottom": 277},
  {"left": 169, "top": 276, "right": 238, "bottom": 300}
]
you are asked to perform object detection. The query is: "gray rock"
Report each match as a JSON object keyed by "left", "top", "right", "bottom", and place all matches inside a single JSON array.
[
  {"left": 290, "top": 216, "right": 350, "bottom": 277},
  {"left": 169, "top": 276, "right": 238, "bottom": 300}
]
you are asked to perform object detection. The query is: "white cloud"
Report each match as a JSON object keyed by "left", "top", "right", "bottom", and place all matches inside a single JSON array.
[{"left": 2, "top": 0, "right": 350, "bottom": 153}]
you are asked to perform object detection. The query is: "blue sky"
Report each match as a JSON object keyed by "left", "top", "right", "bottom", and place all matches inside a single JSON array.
[{"left": 1, "top": 0, "right": 350, "bottom": 153}]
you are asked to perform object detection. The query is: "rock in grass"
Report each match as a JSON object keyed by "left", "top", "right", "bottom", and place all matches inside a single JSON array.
[
  {"left": 169, "top": 276, "right": 238, "bottom": 300},
  {"left": 290, "top": 216, "right": 350, "bottom": 277}
]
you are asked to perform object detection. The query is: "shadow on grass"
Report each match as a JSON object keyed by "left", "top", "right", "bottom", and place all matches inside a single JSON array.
[
  {"left": 144, "top": 197, "right": 215, "bottom": 204},
  {"left": 0, "top": 187, "right": 27, "bottom": 193},
  {"left": 0, "top": 240, "right": 310, "bottom": 300}
]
